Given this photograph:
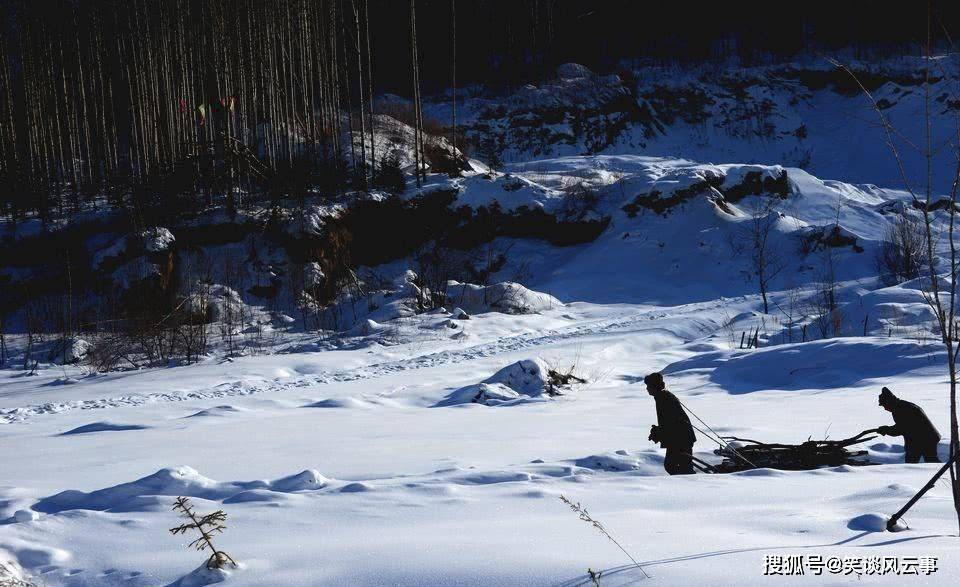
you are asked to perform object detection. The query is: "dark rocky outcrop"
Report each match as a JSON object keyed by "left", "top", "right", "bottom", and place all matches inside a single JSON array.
[{"left": 623, "top": 168, "right": 789, "bottom": 217}]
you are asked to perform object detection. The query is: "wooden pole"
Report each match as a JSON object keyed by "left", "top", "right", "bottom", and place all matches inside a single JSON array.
[{"left": 887, "top": 452, "right": 958, "bottom": 531}]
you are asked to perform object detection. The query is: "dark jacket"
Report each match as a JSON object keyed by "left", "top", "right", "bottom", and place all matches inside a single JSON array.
[
  {"left": 887, "top": 398, "right": 941, "bottom": 446},
  {"left": 654, "top": 389, "right": 696, "bottom": 448}
]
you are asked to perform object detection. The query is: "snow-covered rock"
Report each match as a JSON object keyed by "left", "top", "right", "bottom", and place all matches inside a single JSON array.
[
  {"left": 848, "top": 513, "right": 901, "bottom": 532},
  {"left": 357, "top": 113, "right": 468, "bottom": 174},
  {"left": 47, "top": 337, "right": 91, "bottom": 364},
  {"left": 304, "top": 262, "right": 326, "bottom": 289},
  {"left": 0, "top": 550, "right": 35, "bottom": 587},
  {"left": 63, "top": 338, "right": 90, "bottom": 364},
  {"left": 467, "top": 382, "right": 522, "bottom": 404},
  {"left": 12, "top": 510, "right": 38, "bottom": 523},
  {"left": 444, "top": 281, "right": 561, "bottom": 315},
  {"left": 450, "top": 171, "right": 559, "bottom": 212},
  {"left": 440, "top": 358, "right": 551, "bottom": 406},
  {"left": 141, "top": 227, "right": 175, "bottom": 253},
  {"left": 186, "top": 284, "right": 246, "bottom": 324},
  {"left": 556, "top": 63, "right": 593, "bottom": 81},
  {"left": 299, "top": 204, "right": 346, "bottom": 238}
]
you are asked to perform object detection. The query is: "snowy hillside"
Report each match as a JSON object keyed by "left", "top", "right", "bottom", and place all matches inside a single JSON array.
[
  {"left": 429, "top": 57, "right": 960, "bottom": 193},
  {"left": 4, "top": 140, "right": 960, "bottom": 585}
]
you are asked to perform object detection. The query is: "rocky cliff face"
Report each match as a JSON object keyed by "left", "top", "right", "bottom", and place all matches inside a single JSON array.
[{"left": 429, "top": 57, "right": 958, "bottom": 193}]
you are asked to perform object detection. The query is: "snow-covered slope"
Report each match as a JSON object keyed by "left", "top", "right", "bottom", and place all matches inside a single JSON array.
[
  {"left": 4, "top": 60, "right": 960, "bottom": 585},
  {"left": 1, "top": 289, "right": 956, "bottom": 585},
  {"left": 4, "top": 153, "right": 960, "bottom": 585}
]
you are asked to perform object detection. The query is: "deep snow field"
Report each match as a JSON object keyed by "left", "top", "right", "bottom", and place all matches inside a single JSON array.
[{"left": 3, "top": 152, "right": 960, "bottom": 586}]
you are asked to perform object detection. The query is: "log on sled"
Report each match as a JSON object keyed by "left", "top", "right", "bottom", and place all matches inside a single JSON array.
[{"left": 709, "top": 429, "right": 880, "bottom": 473}]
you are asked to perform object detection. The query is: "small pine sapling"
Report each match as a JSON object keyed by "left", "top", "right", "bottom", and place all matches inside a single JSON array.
[{"left": 169, "top": 497, "right": 237, "bottom": 569}]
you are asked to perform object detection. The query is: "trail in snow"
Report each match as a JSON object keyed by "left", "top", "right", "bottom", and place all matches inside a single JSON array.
[{"left": 0, "top": 299, "right": 734, "bottom": 424}]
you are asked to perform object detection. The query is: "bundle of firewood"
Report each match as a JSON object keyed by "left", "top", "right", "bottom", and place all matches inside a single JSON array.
[{"left": 709, "top": 429, "right": 879, "bottom": 473}]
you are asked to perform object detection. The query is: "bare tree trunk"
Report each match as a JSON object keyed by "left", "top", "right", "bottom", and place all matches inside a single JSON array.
[
  {"left": 451, "top": 0, "right": 457, "bottom": 152},
  {"left": 363, "top": 0, "right": 375, "bottom": 177},
  {"left": 351, "top": 0, "right": 367, "bottom": 186},
  {"left": 0, "top": 316, "right": 7, "bottom": 367}
]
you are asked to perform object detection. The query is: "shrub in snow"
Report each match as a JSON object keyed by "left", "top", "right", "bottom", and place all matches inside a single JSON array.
[
  {"left": 875, "top": 214, "right": 927, "bottom": 286},
  {"left": 545, "top": 363, "right": 587, "bottom": 394},
  {"left": 372, "top": 155, "right": 406, "bottom": 194},
  {"left": 169, "top": 496, "right": 237, "bottom": 570}
]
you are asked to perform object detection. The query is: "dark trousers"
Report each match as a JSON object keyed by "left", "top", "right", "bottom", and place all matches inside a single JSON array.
[
  {"left": 664, "top": 445, "right": 696, "bottom": 475},
  {"left": 905, "top": 442, "right": 940, "bottom": 463}
]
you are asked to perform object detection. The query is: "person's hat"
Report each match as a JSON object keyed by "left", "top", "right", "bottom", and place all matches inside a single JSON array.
[
  {"left": 879, "top": 386, "right": 896, "bottom": 406},
  {"left": 644, "top": 372, "right": 664, "bottom": 386}
]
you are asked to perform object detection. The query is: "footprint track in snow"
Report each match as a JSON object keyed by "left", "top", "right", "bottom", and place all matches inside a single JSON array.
[{"left": 0, "top": 299, "right": 731, "bottom": 423}]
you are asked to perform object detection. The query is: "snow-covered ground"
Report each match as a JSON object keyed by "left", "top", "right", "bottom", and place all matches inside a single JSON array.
[{"left": 4, "top": 151, "right": 960, "bottom": 585}]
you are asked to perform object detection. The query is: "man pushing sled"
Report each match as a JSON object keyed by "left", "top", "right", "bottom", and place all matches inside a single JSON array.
[{"left": 876, "top": 387, "right": 941, "bottom": 463}]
